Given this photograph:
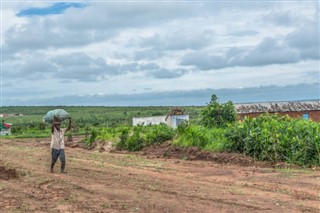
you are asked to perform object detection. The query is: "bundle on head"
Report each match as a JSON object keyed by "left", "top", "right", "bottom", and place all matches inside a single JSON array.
[{"left": 43, "top": 109, "right": 70, "bottom": 124}]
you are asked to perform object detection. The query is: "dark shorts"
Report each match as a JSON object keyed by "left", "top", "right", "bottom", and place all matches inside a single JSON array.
[{"left": 51, "top": 149, "right": 66, "bottom": 163}]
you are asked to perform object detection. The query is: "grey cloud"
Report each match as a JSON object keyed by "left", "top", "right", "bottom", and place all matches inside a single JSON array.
[
  {"left": 1, "top": 80, "right": 14, "bottom": 88},
  {"left": 133, "top": 49, "right": 165, "bottom": 60},
  {"left": 57, "top": 66, "right": 105, "bottom": 82},
  {"left": 180, "top": 37, "right": 302, "bottom": 70},
  {"left": 239, "top": 37, "right": 300, "bottom": 66},
  {"left": 3, "top": 52, "right": 116, "bottom": 82},
  {"left": 200, "top": 2, "right": 275, "bottom": 15},
  {"left": 265, "top": 11, "right": 297, "bottom": 26},
  {"left": 285, "top": 21, "right": 320, "bottom": 60},
  {"left": 118, "top": 63, "right": 139, "bottom": 74},
  {"left": 51, "top": 52, "right": 114, "bottom": 81},
  {"left": 139, "top": 63, "right": 160, "bottom": 70},
  {"left": 4, "top": 32, "right": 98, "bottom": 54},
  {"left": 3, "top": 17, "right": 115, "bottom": 54},
  {"left": 62, "top": 3, "right": 199, "bottom": 31},
  {"left": 229, "top": 30, "right": 259, "bottom": 37},
  {"left": 180, "top": 51, "right": 227, "bottom": 70},
  {"left": 52, "top": 52, "right": 107, "bottom": 67},
  {"left": 2, "top": 55, "right": 56, "bottom": 79},
  {"left": 7, "top": 2, "right": 198, "bottom": 55},
  {"left": 139, "top": 30, "right": 213, "bottom": 51},
  {"left": 304, "top": 71, "right": 320, "bottom": 80},
  {"left": 147, "top": 68, "right": 187, "bottom": 79},
  {"left": 3, "top": 83, "right": 319, "bottom": 106},
  {"left": 139, "top": 63, "right": 188, "bottom": 79}
]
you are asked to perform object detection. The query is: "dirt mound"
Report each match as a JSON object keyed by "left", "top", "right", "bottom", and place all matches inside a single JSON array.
[
  {"left": 141, "top": 142, "right": 270, "bottom": 167},
  {"left": 74, "top": 139, "right": 116, "bottom": 153},
  {"left": 0, "top": 165, "right": 18, "bottom": 180}
]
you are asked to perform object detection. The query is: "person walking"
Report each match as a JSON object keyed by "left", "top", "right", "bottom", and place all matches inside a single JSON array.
[{"left": 50, "top": 117, "right": 72, "bottom": 173}]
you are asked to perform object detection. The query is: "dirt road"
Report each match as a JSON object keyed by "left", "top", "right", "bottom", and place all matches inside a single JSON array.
[{"left": 1, "top": 138, "right": 319, "bottom": 213}]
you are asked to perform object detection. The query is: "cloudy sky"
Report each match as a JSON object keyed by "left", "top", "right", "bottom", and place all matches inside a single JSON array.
[{"left": 1, "top": 1, "right": 319, "bottom": 106}]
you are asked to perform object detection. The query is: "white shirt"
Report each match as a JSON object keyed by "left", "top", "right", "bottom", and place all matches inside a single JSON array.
[{"left": 50, "top": 128, "right": 66, "bottom": 149}]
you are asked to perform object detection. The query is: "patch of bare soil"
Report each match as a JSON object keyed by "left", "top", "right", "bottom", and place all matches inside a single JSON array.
[
  {"left": 0, "top": 162, "right": 18, "bottom": 180},
  {"left": 0, "top": 138, "right": 319, "bottom": 213},
  {"left": 140, "top": 141, "right": 271, "bottom": 167}
]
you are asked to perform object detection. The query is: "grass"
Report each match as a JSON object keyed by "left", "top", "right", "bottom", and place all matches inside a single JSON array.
[{"left": 173, "top": 125, "right": 228, "bottom": 152}]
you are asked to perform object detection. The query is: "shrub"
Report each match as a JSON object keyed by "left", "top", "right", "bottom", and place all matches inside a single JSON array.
[
  {"left": 84, "top": 129, "right": 98, "bottom": 147},
  {"left": 113, "top": 125, "right": 175, "bottom": 151},
  {"left": 173, "top": 123, "right": 227, "bottom": 152},
  {"left": 225, "top": 114, "right": 320, "bottom": 166},
  {"left": 144, "top": 124, "right": 176, "bottom": 146},
  {"left": 201, "top": 94, "right": 236, "bottom": 128}
]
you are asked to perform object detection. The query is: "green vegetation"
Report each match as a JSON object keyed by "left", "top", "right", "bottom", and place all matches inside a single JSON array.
[
  {"left": 115, "top": 124, "right": 176, "bottom": 151},
  {"left": 1, "top": 106, "right": 202, "bottom": 138},
  {"left": 200, "top": 94, "right": 237, "bottom": 128},
  {"left": 173, "top": 123, "right": 227, "bottom": 152},
  {"left": 1, "top": 96, "right": 320, "bottom": 166},
  {"left": 225, "top": 114, "right": 320, "bottom": 166}
]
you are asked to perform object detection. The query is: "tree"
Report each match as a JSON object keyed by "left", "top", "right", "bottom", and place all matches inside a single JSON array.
[{"left": 201, "top": 94, "right": 237, "bottom": 128}]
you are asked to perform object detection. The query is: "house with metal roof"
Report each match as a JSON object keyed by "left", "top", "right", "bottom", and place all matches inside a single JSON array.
[
  {"left": 0, "top": 122, "right": 12, "bottom": 135},
  {"left": 235, "top": 100, "right": 320, "bottom": 121}
]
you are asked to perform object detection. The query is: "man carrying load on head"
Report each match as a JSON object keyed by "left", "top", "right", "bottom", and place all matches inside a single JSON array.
[{"left": 50, "top": 117, "right": 72, "bottom": 173}]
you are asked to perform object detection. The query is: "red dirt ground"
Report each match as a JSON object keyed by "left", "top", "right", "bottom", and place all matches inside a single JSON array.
[{"left": 0, "top": 138, "right": 319, "bottom": 213}]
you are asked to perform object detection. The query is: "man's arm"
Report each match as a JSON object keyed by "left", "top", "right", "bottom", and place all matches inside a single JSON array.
[
  {"left": 66, "top": 117, "right": 72, "bottom": 132},
  {"left": 51, "top": 123, "right": 55, "bottom": 134}
]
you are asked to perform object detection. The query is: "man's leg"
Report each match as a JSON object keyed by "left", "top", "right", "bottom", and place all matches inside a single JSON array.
[
  {"left": 51, "top": 149, "right": 60, "bottom": 173},
  {"left": 59, "top": 149, "right": 66, "bottom": 173}
]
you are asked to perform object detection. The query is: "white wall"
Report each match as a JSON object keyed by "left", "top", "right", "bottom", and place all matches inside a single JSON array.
[
  {"left": 132, "top": 116, "right": 166, "bottom": 126},
  {"left": 0, "top": 128, "right": 11, "bottom": 136},
  {"left": 168, "top": 115, "right": 189, "bottom": 128}
]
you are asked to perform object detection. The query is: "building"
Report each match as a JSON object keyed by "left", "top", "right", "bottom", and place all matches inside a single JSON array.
[
  {"left": 235, "top": 100, "right": 320, "bottom": 122},
  {"left": 165, "top": 108, "right": 189, "bottom": 128},
  {"left": 132, "top": 108, "right": 189, "bottom": 128},
  {"left": 0, "top": 122, "right": 12, "bottom": 135},
  {"left": 132, "top": 116, "right": 166, "bottom": 126},
  {"left": 165, "top": 114, "right": 189, "bottom": 128}
]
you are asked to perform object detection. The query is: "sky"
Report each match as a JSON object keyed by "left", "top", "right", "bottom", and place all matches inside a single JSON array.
[{"left": 1, "top": 1, "right": 319, "bottom": 106}]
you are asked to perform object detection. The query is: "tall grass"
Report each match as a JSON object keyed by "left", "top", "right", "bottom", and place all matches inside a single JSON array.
[
  {"left": 95, "top": 124, "right": 176, "bottom": 151},
  {"left": 173, "top": 123, "right": 228, "bottom": 152}
]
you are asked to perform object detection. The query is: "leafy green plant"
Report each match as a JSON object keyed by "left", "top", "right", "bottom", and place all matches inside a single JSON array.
[
  {"left": 201, "top": 94, "right": 236, "bottom": 128},
  {"left": 225, "top": 114, "right": 320, "bottom": 166},
  {"left": 173, "top": 123, "right": 227, "bottom": 152},
  {"left": 144, "top": 124, "right": 175, "bottom": 146},
  {"left": 113, "top": 125, "right": 175, "bottom": 151},
  {"left": 84, "top": 129, "right": 98, "bottom": 148}
]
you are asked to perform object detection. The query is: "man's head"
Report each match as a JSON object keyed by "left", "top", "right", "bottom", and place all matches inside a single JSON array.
[{"left": 53, "top": 121, "right": 61, "bottom": 129}]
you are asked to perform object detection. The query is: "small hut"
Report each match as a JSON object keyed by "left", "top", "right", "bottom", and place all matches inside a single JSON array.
[
  {"left": 165, "top": 108, "right": 189, "bottom": 128},
  {"left": 0, "top": 122, "right": 12, "bottom": 135}
]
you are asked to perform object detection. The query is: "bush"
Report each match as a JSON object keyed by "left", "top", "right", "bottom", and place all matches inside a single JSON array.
[
  {"left": 84, "top": 129, "right": 98, "bottom": 147},
  {"left": 173, "top": 123, "right": 227, "bottom": 152},
  {"left": 201, "top": 94, "right": 236, "bottom": 128},
  {"left": 113, "top": 125, "right": 175, "bottom": 151},
  {"left": 144, "top": 124, "right": 176, "bottom": 146},
  {"left": 225, "top": 114, "right": 320, "bottom": 166}
]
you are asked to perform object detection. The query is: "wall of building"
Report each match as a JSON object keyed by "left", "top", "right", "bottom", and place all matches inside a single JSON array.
[
  {"left": 132, "top": 116, "right": 166, "bottom": 126},
  {"left": 166, "top": 115, "right": 189, "bottom": 128},
  {"left": 238, "top": 110, "right": 320, "bottom": 122},
  {"left": 0, "top": 128, "right": 11, "bottom": 136}
]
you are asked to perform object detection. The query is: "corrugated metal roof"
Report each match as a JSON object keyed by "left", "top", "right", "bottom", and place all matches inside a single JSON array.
[
  {"left": 235, "top": 100, "right": 320, "bottom": 114},
  {"left": 0, "top": 123, "right": 12, "bottom": 130}
]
